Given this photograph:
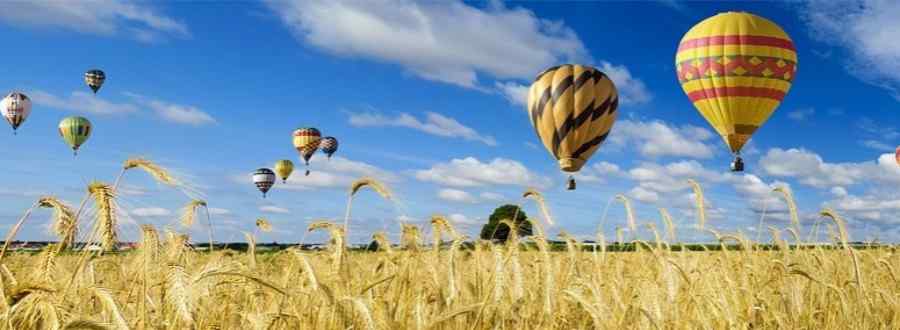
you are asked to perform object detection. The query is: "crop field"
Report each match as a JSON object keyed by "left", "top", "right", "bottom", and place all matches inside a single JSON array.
[
  {"left": 0, "top": 236, "right": 898, "bottom": 329},
  {"left": 0, "top": 158, "right": 897, "bottom": 329}
]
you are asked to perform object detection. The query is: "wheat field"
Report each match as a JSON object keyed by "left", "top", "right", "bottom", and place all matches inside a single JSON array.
[{"left": 1, "top": 158, "right": 898, "bottom": 329}]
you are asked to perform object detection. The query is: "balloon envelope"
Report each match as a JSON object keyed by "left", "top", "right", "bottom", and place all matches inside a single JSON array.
[
  {"left": 526, "top": 64, "right": 618, "bottom": 173},
  {"left": 58, "top": 116, "right": 92, "bottom": 152},
  {"left": 253, "top": 168, "right": 276, "bottom": 197},
  {"left": 274, "top": 160, "right": 294, "bottom": 183},
  {"left": 676, "top": 11, "right": 797, "bottom": 154},
  {"left": 85, "top": 69, "right": 106, "bottom": 94},
  {"left": 320, "top": 136, "right": 338, "bottom": 158},
  {"left": 292, "top": 127, "right": 321, "bottom": 164},
  {"left": 1, "top": 92, "right": 31, "bottom": 132}
]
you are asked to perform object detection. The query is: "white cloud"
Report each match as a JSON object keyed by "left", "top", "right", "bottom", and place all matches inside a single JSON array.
[
  {"left": 131, "top": 207, "right": 171, "bottom": 217},
  {"left": 30, "top": 90, "right": 138, "bottom": 115},
  {"left": 575, "top": 161, "right": 624, "bottom": 183},
  {"left": 609, "top": 120, "right": 716, "bottom": 159},
  {"left": 260, "top": 205, "right": 290, "bottom": 214},
  {"left": 437, "top": 188, "right": 477, "bottom": 203},
  {"left": 824, "top": 191, "right": 900, "bottom": 226},
  {"left": 626, "top": 160, "right": 730, "bottom": 194},
  {"left": 628, "top": 186, "right": 659, "bottom": 203},
  {"left": 760, "top": 148, "right": 900, "bottom": 188},
  {"left": 207, "top": 207, "right": 232, "bottom": 216},
  {"left": 787, "top": 108, "right": 815, "bottom": 121},
  {"left": 598, "top": 61, "right": 652, "bottom": 105},
  {"left": 479, "top": 192, "right": 505, "bottom": 202},
  {"left": 125, "top": 93, "right": 216, "bottom": 126},
  {"left": 861, "top": 139, "right": 895, "bottom": 151},
  {"left": 266, "top": 0, "right": 587, "bottom": 88},
  {"left": 0, "top": 2, "right": 189, "bottom": 42},
  {"left": 448, "top": 213, "right": 481, "bottom": 226},
  {"left": 802, "top": 0, "right": 900, "bottom": 100},
  {"left": 348, "top": 111, "right": 496, "bottom": 146},
  {"left": 415, "top": 157, "right": 549, "bottom": 188},
  {"left": 144, "top": 99, "right": 216, "bottom": 126},
  {"left": 495, "top": 81, "right": 529, "bottom": 107}
]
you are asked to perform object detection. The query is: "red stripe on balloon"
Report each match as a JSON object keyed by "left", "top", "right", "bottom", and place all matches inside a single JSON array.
[
  {"left": 687, "top": 87, "right": 786, "bottom": 102},
  {"left": 678, "top": 35, "right": 795, "bottom": 52}
]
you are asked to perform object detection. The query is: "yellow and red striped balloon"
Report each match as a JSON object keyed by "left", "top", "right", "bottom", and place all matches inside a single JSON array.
[{"left": 676, "top": 12, "right": 797, "bottom": 156}]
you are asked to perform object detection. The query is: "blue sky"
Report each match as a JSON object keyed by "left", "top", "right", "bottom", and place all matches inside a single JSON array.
[{"left": 1, "top": 0, "right": 899, "bottom": 244}]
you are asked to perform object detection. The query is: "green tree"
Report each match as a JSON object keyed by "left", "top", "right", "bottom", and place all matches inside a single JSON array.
[{"left": 479, "top": 204, "right": 532, "bottom": 241}]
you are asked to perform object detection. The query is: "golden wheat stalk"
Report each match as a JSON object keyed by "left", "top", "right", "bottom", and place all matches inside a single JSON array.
[
  {"left": 658, "top": 208, "right": 676, "bottom": 243},
  {"left": 0, "top": 201, "right": 39, "bottom": 263},
  {"left": 244, "top": 232, "right": 257, "bottom": 268},
  {"left": 687, "top": 179, "right": 706, "bottom": 230},
  {"left": 615, "top": 194, "right": 637, "bottom": 234},
  {"left": 117, "top": 157, "right": 179, "bottom": 189},
  {"left": 523, "top": 188, "right": 555, "bottom": 226},
  {"left": 88, "top": 181, "right": 118, "bottom": 252},
  {"left": 773, "top": 186, "right": 800, "bottom": 232},
  {"left": 38, "top": 196, "right": 77, "bottom": 249},
  {"left": 401, "top": 224, "right": 421, "bottom": 252},
  {"left": 344, "top": 177, "right": 393, "bottom": 237}
]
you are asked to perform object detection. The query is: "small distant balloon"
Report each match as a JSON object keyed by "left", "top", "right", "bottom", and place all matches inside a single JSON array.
[
  {"left": 1, "top": 92, "right": 31, "bottom": 134},
  {"left": 58, "top": 116, "right": 92, "bottom": 156},
  {"left": 253, "top": 168, "right": 276, "bottom": 198},
  {"left": 274, "top": 159, "right": 294, "bottom": 183},
  {"left": 320, "top": 136, "right": 338, "bottom": 159},
  {"left": 85, "top": 69, "right": 106, "bottom": 94}
]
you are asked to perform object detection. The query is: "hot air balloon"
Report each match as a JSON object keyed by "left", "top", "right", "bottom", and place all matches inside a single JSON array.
[
  {"left": 292, "top": 127, "right": 321, "bottom": 176},
  {"left": 320, "top": 136, "right": 339, "bottom": 159},
  {"left": 676, "top": 12, "right": 797, "bottom": 172},
  {"left": 253, "top": 168, "right": 276, "bottom": 198},
  {"left": 274, "top": 160, "right": 294, "bottom": 183},
  {"left": 1, "top": 92, "right": 31, "bottom": 134},
  {"left": 527, "top": 64, "right": 618, "bottom": 190},
  {"left": 58, "top": 116, "right": 92, "bottom": 155},
  {"left": 85, "top": 69, "right": 106, "bottom": 94}
]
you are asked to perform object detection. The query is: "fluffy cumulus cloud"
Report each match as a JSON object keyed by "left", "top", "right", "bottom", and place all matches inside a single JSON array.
[
  {"left": 609, "top": 120, "right": 717, "bottom": 159},
  {"left": 574, "top": 161, "right": 624, "bottom": 183},
  {"left": 436, "top": 188, "right": 506, "bottom": 203},
  {"left": 267, "top": 0, "right": 586, "bottom": 88},
  {"left": 802, "top": 0, "right": 900, "bottom": 100},
  {"left": 0, "top": 1, "right": 189, "bottom": 42},
  {"left": 30, "top": 90, "right": 139, "bottom": 115},
  {"left": 760, "top": 148, "right": 900, "bottom": 188},
  {"left": 267, "top": 0, "right": 651, "bottom": 104},
  {"left": 597, "top": 61, "right": 653, "bottom": 105},
  {"left": 125, "top": 93, "right": 216, "bottom": 126},
  {"left": 437, "top": 188, "right": 477, "bottom": 203},
  {"left": 31, "top": 90, "right": 216, "bottom": 126},
  {"left": 348, "top": 111, "right": 496, "bottom": 146},
  {"left": 415, "top": 157, "right": 549, "bottom": 188}
]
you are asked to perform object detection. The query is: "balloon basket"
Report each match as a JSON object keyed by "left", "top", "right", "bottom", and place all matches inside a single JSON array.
[
  {"left": 566, "top": 176, "right": 576, "bottom": 190},
  {"left": 730, "top": 156, "right": 744, "bottom": 172}
]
